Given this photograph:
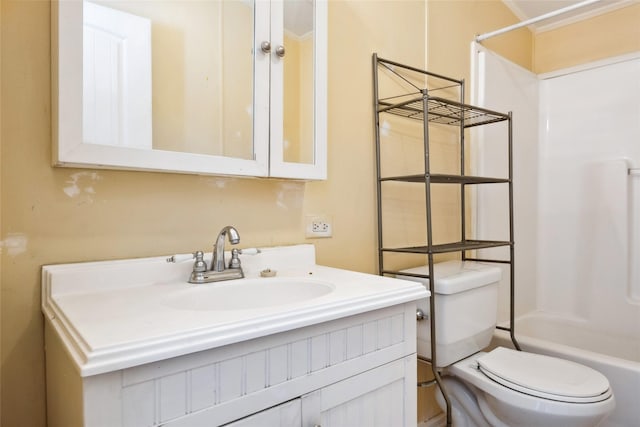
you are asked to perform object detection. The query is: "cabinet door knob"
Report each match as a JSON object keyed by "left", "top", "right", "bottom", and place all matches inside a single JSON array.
[
  {"left": 260, "top": 41, "right": 271, "bottom": 54},
  {"left": 275, "top": 45, "right": 285, "bottom": 58}
]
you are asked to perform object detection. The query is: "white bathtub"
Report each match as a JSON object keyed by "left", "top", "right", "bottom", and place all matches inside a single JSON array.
[{"left": 492, "top": 312, "right": 640, "bottom": 427}]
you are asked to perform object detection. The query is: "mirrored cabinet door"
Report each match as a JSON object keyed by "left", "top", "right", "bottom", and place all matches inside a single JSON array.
[
  {"left": 52, "top": 0, "right": 326, "bottom": 179},
  {"left": 268, "top": 0, "right": 327, "bottom": 180}
]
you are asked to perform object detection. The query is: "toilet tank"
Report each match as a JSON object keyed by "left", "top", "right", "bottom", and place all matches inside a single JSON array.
[{"left": 397, "top": 260, "right": 501, "bottom": 367}]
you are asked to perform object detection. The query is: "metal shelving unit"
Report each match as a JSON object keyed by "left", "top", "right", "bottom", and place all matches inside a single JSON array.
[{"left": 372, "top": 54, "right": 520, "bottom": 426}]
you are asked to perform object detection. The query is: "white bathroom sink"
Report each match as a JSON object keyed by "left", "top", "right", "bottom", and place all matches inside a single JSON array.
[
  {"left": 42, "top": 244, "right": 429, "bottom": 376},
  {"left": 163, "top": 277, "right": 334, "bottom": 311}
]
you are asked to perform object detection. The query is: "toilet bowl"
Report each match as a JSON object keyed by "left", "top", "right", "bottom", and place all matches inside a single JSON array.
[
  {"left": 398, "top": 261, "right": 615, "bottom": 427},
  {"left": 438, "top": 347, "right": 615, "bottom": 427}
]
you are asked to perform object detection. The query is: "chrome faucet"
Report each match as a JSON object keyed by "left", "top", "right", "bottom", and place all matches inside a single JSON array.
[
  {"left": 191, "top": 225, "right": 244, "bottom": 283},
  {"left": 167, "top": 225, "right": 252, "bottom": 283},
  {"left": 211, "top": 225, "right": 240, "bottom": 272}
]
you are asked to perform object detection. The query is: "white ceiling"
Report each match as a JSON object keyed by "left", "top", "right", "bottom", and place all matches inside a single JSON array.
[{"left": 503, "top": 0, "right": 634, "bottom": 31}]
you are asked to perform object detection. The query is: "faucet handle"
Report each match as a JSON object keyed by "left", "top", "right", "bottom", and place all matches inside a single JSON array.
[
  {"left": 228, "top": 248, "right": 260, "bottom": 269},
  {"left": 192, "top": 251, "right": 208, "bottom": 272},
  {"left": 167, "top": 252, "right": 197, "bottom": 263},
  {"left": 229, "top": 249, "right": 241, "bottom": 269},
  {"left": 238, "top": 248, "right": 261, "bottom": 255},
  {"left": 167, "top": 251, "right": 208, "bottom": 272},
  {"left": 188, "top": 251, "right": 209, "bottom": 284}
]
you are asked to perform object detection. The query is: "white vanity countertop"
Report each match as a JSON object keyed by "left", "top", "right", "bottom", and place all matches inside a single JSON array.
[{"left": 42, "top": 244, "right": 429, "bottom": 376}]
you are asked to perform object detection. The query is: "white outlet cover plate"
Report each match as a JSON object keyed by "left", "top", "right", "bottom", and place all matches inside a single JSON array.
[{"left": 305, "top": 215, "right": 332, "bottom": 238}]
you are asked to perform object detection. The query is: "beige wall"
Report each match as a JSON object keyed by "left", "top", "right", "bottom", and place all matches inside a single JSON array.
[
  {"left": 427, "top": 0, "right": 533, "bottom": 90},
  {"left": 534, "top": 3, "right": 640, "bottom": 74}
]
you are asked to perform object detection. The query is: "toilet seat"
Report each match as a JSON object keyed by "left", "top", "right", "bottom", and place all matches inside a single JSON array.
[
  {"left": 447, "top": 350, "right": 616, "bottom": 427},
  {"left": 477, "top": 347, "right": 612, "bottom": 403}
]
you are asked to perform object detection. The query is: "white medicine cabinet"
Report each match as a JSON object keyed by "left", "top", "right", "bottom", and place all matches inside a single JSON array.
[{"left": 52, "top": 0, "right": 327, "bottom": 180}]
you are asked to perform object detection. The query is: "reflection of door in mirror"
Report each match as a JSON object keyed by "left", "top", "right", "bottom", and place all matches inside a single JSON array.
[
  {"left": 283, "top": 0, "right": 314, "bottom": 165},
  {"left": 83, "top": 2, "right": 152, "bottom": 149},
  {"left": 83, "top": 0, "right": 254, "bottom": 160}
]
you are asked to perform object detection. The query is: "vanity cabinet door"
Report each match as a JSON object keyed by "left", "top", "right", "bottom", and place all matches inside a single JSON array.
[
  {"left": 301, "top": 356, "right": 416, "bottom": 427},
  {"left": 225, "top": 398, "right": 301, "bottom": 427}
]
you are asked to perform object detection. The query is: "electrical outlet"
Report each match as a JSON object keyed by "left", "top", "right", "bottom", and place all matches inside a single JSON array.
[{"left": 305, "top": 214, "right": 333, "bottom": 238}]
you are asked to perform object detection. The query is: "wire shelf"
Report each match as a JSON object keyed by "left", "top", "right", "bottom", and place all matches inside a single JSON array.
[
  {"left": 380, "top": 173, "right": 509, "bottom": 184},
  {"left": 381, "top": 240, "right": 512, "bottom": 255},
  {"left": 378, "top": 96, "right": 509, "bottom": 128}
]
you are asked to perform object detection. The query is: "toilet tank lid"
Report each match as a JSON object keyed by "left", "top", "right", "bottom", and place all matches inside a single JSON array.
[{"left": 398, "top": 260, "right": 501, "bottom": 294}]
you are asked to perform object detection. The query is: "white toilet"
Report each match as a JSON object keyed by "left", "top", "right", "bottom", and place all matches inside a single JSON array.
[{"left": 399, "top": 261, "right": 615, "bottom": 427}]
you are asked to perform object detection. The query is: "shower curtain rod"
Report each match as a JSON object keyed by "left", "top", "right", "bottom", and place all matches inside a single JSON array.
[{"left": 475, "top": 0, "right": 602, "bottom": 42}]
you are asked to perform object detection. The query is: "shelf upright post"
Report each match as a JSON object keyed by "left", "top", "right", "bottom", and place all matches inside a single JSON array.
[
  {"left": 422, "top": 89, "right": 453, "bottom": 427},
  {"left": 372, "top": 53, "right": 385, "bottom": 276},
  {"left": 507, "top": 112, "right": 521, "bottom": 351},
  {"left": 460, "top": 80, "right": 467, "bottom": 263}
]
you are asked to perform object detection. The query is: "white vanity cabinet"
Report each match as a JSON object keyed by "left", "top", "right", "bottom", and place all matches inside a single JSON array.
[
  {"left": 42, "top": 245, "right": 427, "bottom": 426},
  {"left": 46, "top": 303, "right": 417, "bottom": 427},
  {"left": 52, "top": 0, "right": 327, "bottom": 179}
]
